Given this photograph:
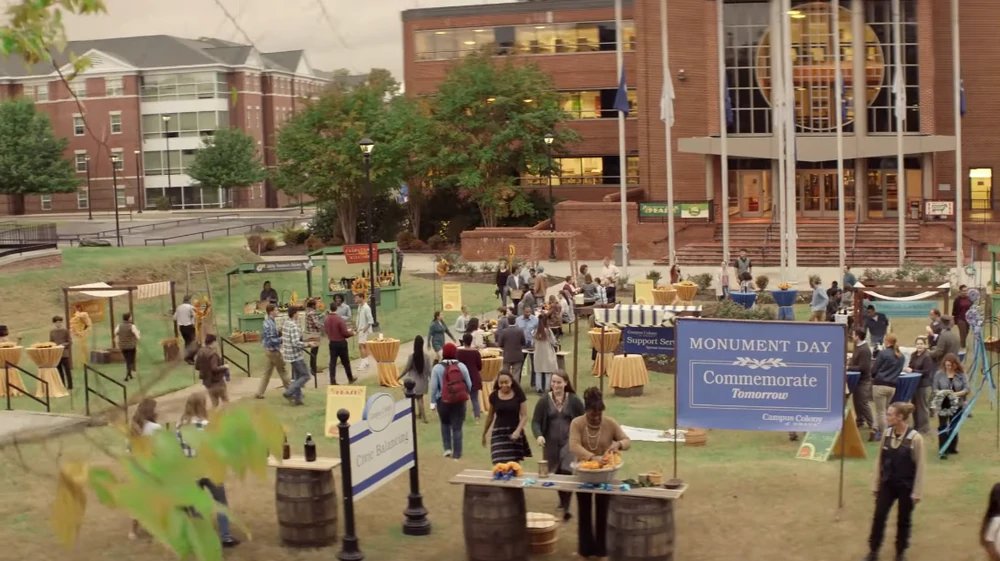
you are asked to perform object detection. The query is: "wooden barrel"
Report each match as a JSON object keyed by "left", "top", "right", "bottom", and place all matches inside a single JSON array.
[
  {"left": 463, "top": 485, "right": 529, "bottom": 561},
  {"left": 607, "top": 496, "right": 675, "bottom": 561},
  {"left": 526, "top": 512, "right": 559, "bottom": 556},
  {"left": 275, "top": 468, "right": 338, "bottom": 547}
]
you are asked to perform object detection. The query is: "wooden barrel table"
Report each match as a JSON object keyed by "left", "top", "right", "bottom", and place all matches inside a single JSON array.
[
  {"left": 271, "top": 456, "right": 340, "bottom": 548},
  {"left": 463, "top": 485, "right": 529, "bottom": 561},
  {"left": 607, "top": 496, "right": 675, "bottom": 561},
  {"left": 526, "top": 512, "right": 559, "bottom": 556}
]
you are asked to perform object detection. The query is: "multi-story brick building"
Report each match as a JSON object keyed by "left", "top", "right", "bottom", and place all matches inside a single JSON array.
[
  {"left": 405, "top": 0, "right": 988, "bottom": 263},
  {"left": 0, "top": 36, "right": 330, "bottom": 215}
]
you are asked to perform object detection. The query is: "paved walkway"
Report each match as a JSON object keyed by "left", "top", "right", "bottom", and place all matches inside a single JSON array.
[{"left": 0, "top": 410, "right": 92, "bottom": 445}]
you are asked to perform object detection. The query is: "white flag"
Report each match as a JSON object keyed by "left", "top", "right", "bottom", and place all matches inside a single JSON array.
[
  {"left": 892, "top": 69, "right": 907, "bottom": 122},
  {"left": 660, "top": 69, "right": 675, "bottom": 127}
]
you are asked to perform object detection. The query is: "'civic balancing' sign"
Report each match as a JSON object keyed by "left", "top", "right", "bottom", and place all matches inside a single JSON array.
[
  {"left": 348, "top": 393, "right": 415, "bottom": 501},
  {"left": 675, "top": 318, "right": 845, "bottom": 432}
]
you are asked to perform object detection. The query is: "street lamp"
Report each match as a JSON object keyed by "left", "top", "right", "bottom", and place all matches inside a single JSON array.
[
  {"left": 544, "top": 132, "right": 556, "bottom": 260},
  {"left": 162, "top": 115, "right": 173, "bottom": 208},
  {"left": 111, "top": 154, "right": 122, "bottom": 247},
  {"left": 359, "top": 137, "right": 377, "bottom": 327},
  {"left": 85, "top": 156, "right": 93, "bottom": 220},
  {"left": 134, "top": 149, "right": 143, "bottom": 213}
]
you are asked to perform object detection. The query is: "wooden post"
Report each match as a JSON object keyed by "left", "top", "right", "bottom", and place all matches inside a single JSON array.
[
  {"left": 127, "top": 289, "right": 135, "bottom": 327},
  {"left": 109, "top": 297, "right": 116, "bottom": 349},
  {"left": 170, "top": 281, "right": 178, "bottom": 338},
  {"left": 572, "top": 315, "right": 580, "bottom": 390}
]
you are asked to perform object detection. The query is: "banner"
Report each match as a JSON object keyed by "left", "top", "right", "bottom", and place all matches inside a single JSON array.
[
  {"left": 324, "top": 385, "right": 367, "bottom": 438},
  {"left": 348, "top": 394, "right": 414, "bottom": 501},
  {"left": 254, "top": 260, "right": 313, "bottom": 272},
  {"left": 343, "top": 244, "right": 375, "bottom": 265},
  {"left": 71, "top": 299, "right": 105, "bottom": 322},
  {"left": 862, "top": 299, "right": 937, "bottom": 318},
  {"left": 634, "top": 280, "right": 654, "bottom": 304},
  {"left": 622, "top": 326, "right": 674, "bottom": 355},
  {"left": 675, "top": 318, "right": 846, "bottom": 432},
  {"left": 442, "top": 283, "right": 462, "bottom": 312},
  {"left": 638, "top": 202, "right": 711, "bottom": 220}
]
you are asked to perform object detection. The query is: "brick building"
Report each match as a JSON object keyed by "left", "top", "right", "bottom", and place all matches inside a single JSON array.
[
  {"left": 0, "top": 36, "right": 330, "bottom": 215},
  {"left": 404, "top": 0, "right": 989, "bottom": 264}
]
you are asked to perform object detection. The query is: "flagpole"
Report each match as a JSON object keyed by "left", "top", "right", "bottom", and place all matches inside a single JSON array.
[
  {"left": 952, "top": 0, "right": 964, "bottom": 276},
  {"left": 614, "top": 0, "right": 629, "bottom": 281},
  {"left": 833, "top": 1, "right": 845, "bottom": 273},
  {"left": 892, "top": 0, "right": 906, "bottom": 266},
  {"left": 783, "top": 0, "right": 797, "bottom": 272},
  {"left": 773, "top": 0, "right": 786, "bottom": 281},
  {"left": 716, "top": 0, "right": 730, "bottom": 265},
  {"left": 660, "top": 0, "right": 676, "bottom": 269}
]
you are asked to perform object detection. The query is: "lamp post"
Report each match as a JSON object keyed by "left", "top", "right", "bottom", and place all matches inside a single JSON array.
[
  {"left": 111, "top": 154, "right": 122, "bottom": 247},
  {"left": 359, "top": 137, "right": 377, "bottom": 327},
  {"left": 85, "top": 156, "right": 93, "bottom": 220},
  {"left": 162, "top": 115, "right": 173, "bottom": 208},
  {"left": 134, "top": 149, "right": 143, "bottom": 213},
  {"left": 544, "top": 132, "right": 555, "bottom": 261}
]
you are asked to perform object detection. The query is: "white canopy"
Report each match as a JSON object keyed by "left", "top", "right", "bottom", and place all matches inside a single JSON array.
[{"left": 69, "top": 282, "right": 130, "bottom": 299}]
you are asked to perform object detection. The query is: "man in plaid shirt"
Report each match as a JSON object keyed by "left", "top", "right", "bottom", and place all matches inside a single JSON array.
[
  {"left": 281, "top": 306, "right": 311, "bottom": 405},
  {"left": 256, "top": 304, "right": 291, "bottom": 399}
]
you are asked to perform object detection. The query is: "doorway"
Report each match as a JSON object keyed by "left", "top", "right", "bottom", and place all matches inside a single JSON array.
[
  {"left": 795, "top": 169, "right": 855, "bottom": 217},
  {"left": 969, "top": 168, "right": 993, "bottom": 211},
  {"left": 738, "top": 171, "right": 771, "bottom": 217}
]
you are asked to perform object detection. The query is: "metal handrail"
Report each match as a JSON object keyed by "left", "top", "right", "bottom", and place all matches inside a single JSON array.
[
  {"left": 4, "top": 361, "right": 50, "bottom": 412},
  {"left": 220, "top": 337, "right": 251, "bottom": 377},
  {"left": 84, "top": 364, "right": 127, "bottom": 417},
  {"left": 143, "top": 217, "right": 300, "bottom": 246},
  {"left": 850, "top": 221, "right": 861, "bottom": 264},
  {"left": 762, "top": 223, "right": 774, "bottom": 264}
]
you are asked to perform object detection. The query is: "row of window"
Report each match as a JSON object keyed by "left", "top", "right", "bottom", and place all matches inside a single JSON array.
[
  {"left": 414, "top": 20, "right": 636, "bottom": 61},
  {"left": 73, "top": 112, "right": 122, "bottom": 136},
  {"left": 139, "top": 72, "right": 229, "bottom": 102},
  {"left": 521, "top": 156, "right": 639, "bottom": 186},
  {"left": 143, "top": 149, "right": 198, "bottom": 176},
  {"left": 141, "top": 111, "right": 229, "bottom": 139},
  {"left": 73, "top": 150, "right": 129, "bottom": 172},
  {"left": 25, "top": 77, "right": 124, "bottom": 102},
  {"left": 561, "top": 89, "right": 638, "bottom": 119}
]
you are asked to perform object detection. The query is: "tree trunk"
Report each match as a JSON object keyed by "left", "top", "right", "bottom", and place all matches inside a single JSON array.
[
  {"left": 408, "top": 200, "right": 421, "bottom": 237},
  {"left": 480, "top": 204, "right": 497, "bottom": 228},
  {"left": 337, "top": 201, "right": 357, "bottom": 244}
]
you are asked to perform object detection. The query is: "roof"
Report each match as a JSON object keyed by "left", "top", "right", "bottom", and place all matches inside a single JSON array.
[
  {"left": 0, "top": 35, "right": 328, "bottom": 80},
  {"left": 401, "top": 0, "right": 627, "bottom": 21}
]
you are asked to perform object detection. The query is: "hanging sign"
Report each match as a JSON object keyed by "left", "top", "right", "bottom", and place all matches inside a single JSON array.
[
  {"left": 442, "top": 283, "right": 463, "bottom": 312},
  {"left": 343, "top": 244, "right": 376, "bottom": 264}
]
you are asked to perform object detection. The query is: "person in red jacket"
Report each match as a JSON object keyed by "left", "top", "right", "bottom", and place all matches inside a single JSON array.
[
  {"left": 323, "top": 307, "right": 356, "bottom": 385},
  {"left": 456, "top": 333, "right": 483, "bottom": 422}
]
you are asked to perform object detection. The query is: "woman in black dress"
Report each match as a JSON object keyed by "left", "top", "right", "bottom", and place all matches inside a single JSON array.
[
  {"left": 482, "top": 370, "right": 531, "bottom": 463},
  {"left": 531, "top": 371, "right": 585, "bottom": 520}
]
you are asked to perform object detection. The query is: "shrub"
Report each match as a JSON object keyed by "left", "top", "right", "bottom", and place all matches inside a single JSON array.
[
  {"left": 862, "top": 268, "right": 893, "bottom": 282},
  {"left": 754, "top": 274, "right": 770, "bottom": 291},
  {"left": 685, "top": 273, "right": 713, "bottom": 291},
  {"left": 246, "top": 234, "right": 264, "bottom": 253},
  {"left": 704, "top": 299, "right": 776, "bottom": 321},
  {"left": 263, "top": 236, "right": 277, "bottom": 251},
  {"left": 396, "top": 230, "right": 417, "bottom": 250},
  {"left": 281, "top": 226, "right": 308, "bottom": 246},
  {"left": 428, "top": 234, "right": 449, "bottom": 250},
  {"left": 456, "top": 261, "right": 477, "bottom": 274},
  {"left": 309, "top": 203, "right": 340, "bottom": 242},
  {"left": 409, "top": 239, "right": 429, "bottom": 251},
  {"left": 305, "top": 234, "right": 325, "bottom": 251},
  {"left": 154, "top": 196, "right": 171, "bottom": 211},
  {"left": 646, "top": 270, "right": 663, "bottom": 286},
  {"left": 480, "top": 262, "right": 497, "bottom": 274}
]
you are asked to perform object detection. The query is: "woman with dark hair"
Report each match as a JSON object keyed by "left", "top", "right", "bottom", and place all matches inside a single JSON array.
[
  {"left": 932, "top": 352, "right": 969, "bottom": 458},
  {"left": 531, "top": 371, "right": 585, "bottom": 520},
  {"left": 496, "top": 260, "right": 511, "bottom": 307},
  {"left": 430, "top": 343, "right": 472, "bottom": 459},
  {"left": 569, "top": 387, "right": 630, "bottom": 558},
  {"left": 456, "top": 333, "right": 484, "bottom": 422},
  {"left": 482, "top": 370, "right": 531, "bottom": 463},
  {"left": 427, "top": 311, "right": 456, "bottom": 362},
  {"left": 871, "top": 334, "right": 905, "bottom": 441},
  {"left": 259, "top": 281, "right": 278, "bottom": 305},
  {"left": 399, "top": 336, "right": 431, "bottom": 422},
  {"left": 903, "top": 336, "right": 935, "bottom": 435},
  {"left": 982, "top": 483, "right": 1000, "bottom": 561},
  {"left": 465, "top": 317, "right": 486, "bottom": 349}
]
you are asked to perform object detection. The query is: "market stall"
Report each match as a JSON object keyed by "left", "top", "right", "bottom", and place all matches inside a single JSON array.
[
  {"left": 225, "top": 259, "right": 316, "bottom": 335},
  {"left": 62, "top": 282, "right": 172, "bottom": 363},
  {"left": 309, "top": 242, "right": 402, "bottom": 311}
]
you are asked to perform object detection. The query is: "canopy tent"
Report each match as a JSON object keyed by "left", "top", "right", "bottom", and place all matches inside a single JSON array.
[
  {"left": 62, "top": 281, "right": 178, "bottom": 351},
  {"left": 593, "top": 304, "right": 703, "bottom": 328},
  {"left": 850, "top": 281, "right": 951, "bottom": 325},
  {"left": 225, "top": 259, "right": 316, "bottom": 334}
]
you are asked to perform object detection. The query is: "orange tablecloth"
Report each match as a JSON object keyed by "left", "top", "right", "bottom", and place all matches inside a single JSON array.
[
  {"left": 480, "top": 356, "right": 503, "bottom": 382},
  {"left": 367, "top": 338, "right": 401, "bottom": 387},
  {"left": 0, "top": 346, "right": 24, "bottom": 397},
  {"left": 589, "top": 328, "right": 621, "bottom": 377},
  {"left": 26, "top": 345, "right": 69, "bottom": 398},
  {"left": 609, "top": 355, "right": 649, "bottom": 389}
]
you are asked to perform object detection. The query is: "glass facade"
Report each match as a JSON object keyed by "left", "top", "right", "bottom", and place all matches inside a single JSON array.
[
  {"left": 522, "top": 156, "right": 639, "bottom": 187},
  {"left": 139, "top": 72, "right": 228, "bottom": 101},
  {"left": 864, "top": 0, "right": 919, "bottom": 133},
  {"left": 142, "top": 149, "right": 199, "bottom": 176},
  {"left": 725, "top": 1, "right": 773, "bottom": 134},
  {"left": 560, "top": 89, "right": 638, "bottom": 119},
  {"left": 141, "top": 111, "right": 229, "bottom": 139},
  {"left": 415, "top": 21, "right": 636, "bottom": 61}
]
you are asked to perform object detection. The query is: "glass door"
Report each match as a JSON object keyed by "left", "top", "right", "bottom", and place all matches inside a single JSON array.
[
  {"left": 798, "top": 171, "right": 824, "bottom": 216},
  {"left": 739, "top": 171, "right": 767, "bottom": 217},
  {"left": 884, "top": 172, "right": 899, "bottom": 218}
]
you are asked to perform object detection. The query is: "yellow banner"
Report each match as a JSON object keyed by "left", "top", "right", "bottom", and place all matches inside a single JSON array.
[
  {"left": 324, "top": 385, "right": 367, "bottom": 438},
  {"left": 442, "top": 282, "right": 463, "bottom": 312},
  {"left": 71, "top": 299, "right": 105, "bottom": 322},
  {"left": 634, "top": 280, "right": 655, "bottom": 305}
]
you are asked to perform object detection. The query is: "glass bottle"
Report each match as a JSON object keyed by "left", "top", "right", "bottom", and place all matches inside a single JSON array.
[{"left": 304, "top": 433, "right": 317, "bottom": 462}]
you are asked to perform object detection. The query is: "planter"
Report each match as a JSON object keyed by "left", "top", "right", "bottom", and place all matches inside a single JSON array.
[
  {"left": 672, "top": 283, "right": 699, "bottom": 303},
  {"left": 652, "top": 288, "right": 677, "bottom": 305},
  {"left": 770, "top": 289, "right": 798, "bottom": 308},
  {"left": 731, "top": 291, "right": 757, "bottom": 309}
]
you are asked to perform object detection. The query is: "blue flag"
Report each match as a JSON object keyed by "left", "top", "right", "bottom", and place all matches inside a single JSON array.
[
  {"left": 724, "top": 75, "right": 734, "bottom": 128},
  {"left": 613, "top": 70, "right": 630, "bottom": 116},
  {"left": 841, "top": 83, "right": 849, "bottom": 122},
  {"left": 960, "top": 79, "right": 967, "bottom": 117}
]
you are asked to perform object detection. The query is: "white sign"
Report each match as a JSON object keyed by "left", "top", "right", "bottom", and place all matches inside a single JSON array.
[
  {"left": 348, "top": 394, "right": 414, "bottom": 501},
  {"left": 925, "top": 200, "right": 954, "bottom": 216}
]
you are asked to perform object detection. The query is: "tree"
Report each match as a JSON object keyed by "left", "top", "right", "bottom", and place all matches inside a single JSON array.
[
  {"left": 0, "top": 99, "right": 79, "bottom": 211},
  {"left": 186, "top": 128, "right": 266, "bottom": 205},
  {"left": 431, "top": 53, "right": 576, "bottom": 227},
  {"left": 379, "top": 95, "right": 441, "bottom": 237},
  {"left": 276, "top": 69, "right": 403, "bottom": 244}
]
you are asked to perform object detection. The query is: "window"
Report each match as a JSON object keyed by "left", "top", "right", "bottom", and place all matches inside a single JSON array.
[
  {"left": 116, "top": 185, "right": 126, "bottom": 208},
  {"left": 26, "top": 83, "right": 48, "bottom": 101},
  {"left": 110, "top": 112, "right": 122, "bottom": 134},
  {"left": 73, "top": 115, "right": 85, "bottom": 136},
  {"left": 521, "top": 156, "right": 639, "bottom": 186},
  {"left": 725, "top": 2, "right": 774, "bottom": 135},
  {"left": 40, "top": 194, "right": 52, "bottom": 211},
  {"left": 70, "top": 80, "right": 87, "bottom": 98},
  {"left": 75, "top": 152, "right": 88, "bottom": 172},
  {"left": 143, "top": 111, "right": 227, "bottom": 139},
  {"left": 77, "top": 189, "right": 89, "bottom": 210},
  {"left": 111, "top": 150, "right": 124, "bottom": 171},
  {"left": 560, "top": 89, "right": 639, "bottom": 119},
  {"left": 414, "top": 20, "right": 636, "bottom": 61},
  {"left": 140, "top": 72, "right": 228, "bottom": 101},
  {"left": 106, "top": 77, "right": 124, "bottom": 96},
  {"left": 865, "top": 0, "right": 919, "bottom": 133}
]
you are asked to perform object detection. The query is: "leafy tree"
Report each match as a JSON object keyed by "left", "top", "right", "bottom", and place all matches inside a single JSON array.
[
  {"left": 186, "top": 128, "right": 266, "bottom": 205},
  {"left": 0, "top": 99, "right": 79, "bottom": 210},
  {"left": 276, "top": 69, "right": 404, "bottom": 244},
  {"left": 0, "top": 1, "right": 106, "bottom": 65},
  {"left": 431, "top": 53, "right": 576, "bottom": 227},
  {"left": 379, "top": 95, "right": 441, "bottom": 237}
]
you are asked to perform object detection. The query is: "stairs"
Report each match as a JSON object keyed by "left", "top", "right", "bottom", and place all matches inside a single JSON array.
[{"left": 667, "top": 221, "right": 953, "bottom": 267}]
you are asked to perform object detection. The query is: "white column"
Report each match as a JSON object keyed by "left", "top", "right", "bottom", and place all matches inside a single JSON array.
[
  {"left": 615, "top": 0, "right": 629, "bottom": 278},
  {"left": 716, "top": 0, "right": 730, "bottom": 264},
  {"left": 771, "top": 0, "right": 787, "bottom": 279},
  {"left": 952, "top": 0, "right": 964, "bottom": 274},
  {"left": 660, "top": 0, "right": 676, "bottom": 267},
  {"left": 892, "top": 0, "right": 906, "bottom": 266},
  {"left": 833, "top": 0, "right": 846, "bottom": 272},
  {"left": 851, "top": 0, "right": 867, "bottom": 224},
  {"left": 782, "top": 0, "right": 797, "bottom": 270}
]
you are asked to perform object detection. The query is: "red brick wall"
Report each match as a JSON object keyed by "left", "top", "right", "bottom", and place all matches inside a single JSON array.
[{"left": 460, "top": 227, "right": 539, "bottom": 262}]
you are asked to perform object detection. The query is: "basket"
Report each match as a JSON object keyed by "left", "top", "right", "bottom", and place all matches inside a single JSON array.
[
  {"left": 229, "top": 332, "right": 246, "bottom": 344},
  {"left": 572, "top": 460, "right": 624, "bottom": 484},
  {"left": 243, "top": 332, "right": 261, "bottom": 343}
]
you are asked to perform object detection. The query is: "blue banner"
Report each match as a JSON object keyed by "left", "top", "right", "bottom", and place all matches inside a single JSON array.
[
  {"left": 862, "top": 299, "right": 937, "bottom": 318},
  {"left": 675, "top": 319, "right": 846, "bottom": 432},
  {"left": 622, "top": 326, "right": 675, "bottom": 355}
]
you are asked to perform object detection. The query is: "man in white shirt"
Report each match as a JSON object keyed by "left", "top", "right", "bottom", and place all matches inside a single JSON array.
[
  {"left": 601, "top": 257, "right": 620, "bottom": 303},
  {"left": 354, "top": 292, "right": 374, "bottom": 369},
  {"left": 454, "top": 306, "right": 470, "bottom": 333},
  {"left": 173, "top": 295, "right": 197, "bottom": 363}
]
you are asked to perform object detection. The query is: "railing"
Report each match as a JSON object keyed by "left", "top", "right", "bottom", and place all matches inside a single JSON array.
[
  {"left": 220, "top": 337, "right": 251, "bottom": 377},
  {"left": 0, "top": 242, "right": 58, "bottom": 258},
  {"left": 84, "top": 364, "right": 127, "bottom": 417},
  {"left": 4, "top": 361, "right": 50, "bottom": 413},
  {"left": 762, "top": 223, "right": 775, "bottom": 264},
  {"left": 143, "top": 217, "right": 300, "bottom": 246},
  {"left": 850, "top": 221, "right": 860, "bottom": 264},
  {"left": 0, "top": 223, "right": 57, "bottom": 245}
]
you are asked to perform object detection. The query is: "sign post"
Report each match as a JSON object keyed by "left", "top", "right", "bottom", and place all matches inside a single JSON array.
[
  {"left": 336, "top": 409, "right": 363, "bottom": 561},
  {"left": 402, "top": 379, "right": 431, "bottom": 535}
]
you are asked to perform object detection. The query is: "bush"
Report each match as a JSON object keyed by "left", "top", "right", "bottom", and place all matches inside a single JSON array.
[
  {"left": 263, "top": 236, "right": 277, "bottom": 251},
  {"left": 409, "top": 239, "right": 429, "bottom": 251},
  {"left": 754, "top": 275, "right": 770, "bottom": 291},
  {"left": 154, "top": 196, "right": 171, "bottom": 211},
  {"left": 646, "top": 270, "right": 663, "bottom": 286},
  {"left": 309, "top": 203, "right": 340, "bottom": 243},
  {"left": 685, "top": 273, "right": 713, "bottom": 291},
  {"left": 305, "top": 234, "right": 325, "bottom": 251},
  {"left": 480, "top": 262, "right": 497, "bottom": 274},
  {"left": 396, "top": 230, "right": 418, "bottom": 250},
  {"left": 427, "top": 234, "right": 449, "bottom": 250},
  {"left": 704, "top": 299, "right": 775, "bottom": 321},
  {"left": 246, "top": 234, "right": 264, "bottom": 253},
  {"left": 281, "top": 226, "right": 309, "bottom": 246}
]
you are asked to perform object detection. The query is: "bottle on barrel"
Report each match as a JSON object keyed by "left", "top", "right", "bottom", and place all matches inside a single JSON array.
[
  {"left": 282, "top": 435, "right": 291, "bottom": 460},
  {"left": 304, "top": 433, "right": 317, "bottom": 462}
]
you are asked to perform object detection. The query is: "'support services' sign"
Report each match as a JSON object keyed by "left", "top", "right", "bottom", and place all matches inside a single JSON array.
[{"left": 675, "top": 319, "right": 845, "bottom": 432}]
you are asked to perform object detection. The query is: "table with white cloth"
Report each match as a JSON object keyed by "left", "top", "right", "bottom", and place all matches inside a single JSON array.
[{"left": 0, "top": 345, "right": 25, "bottom": 397}]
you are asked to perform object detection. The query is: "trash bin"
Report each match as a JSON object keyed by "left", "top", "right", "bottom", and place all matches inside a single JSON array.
[{"left": 613, "top": 243, "right": 629, "bottom": 267}]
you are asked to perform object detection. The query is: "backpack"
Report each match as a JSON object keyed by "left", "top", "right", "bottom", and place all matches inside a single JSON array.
[{"left": 440, "top": 360, "right": 469, "bottom": 404}]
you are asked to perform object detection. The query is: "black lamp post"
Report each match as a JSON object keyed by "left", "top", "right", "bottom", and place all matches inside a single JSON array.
[
  {"left": 85, "top": 156, "right": 93, "bottom": 220},
  {"left": 359, "top": 137, "right": 377, "bottom": 327},
  {"left": 111, "top": 154, "right": 122, "bottom": 247},
  {"left": 402, "top": 378, "right": 431, "bottom": 535},
  {"left": 134, "top": 149, "right": 143, "bottom": 213},
  {"left": 544, "top": 132, "right": 555, "bottom": 260},
  {"left": 163, "top": 115, "right": 173, "bottom": 207}
]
